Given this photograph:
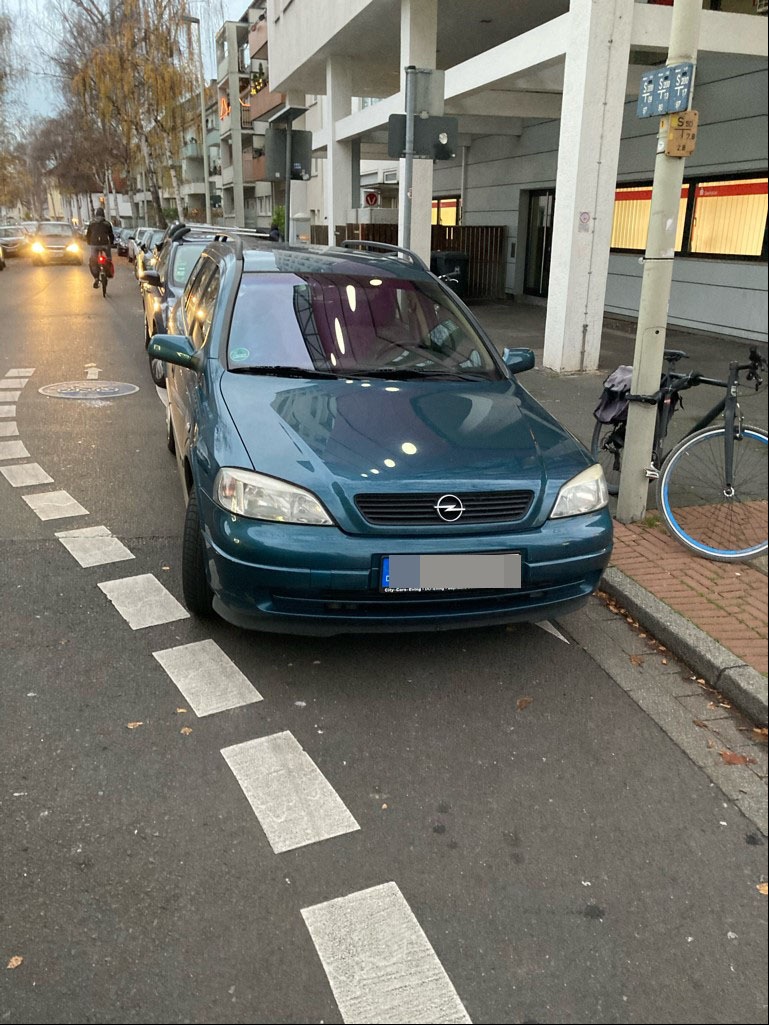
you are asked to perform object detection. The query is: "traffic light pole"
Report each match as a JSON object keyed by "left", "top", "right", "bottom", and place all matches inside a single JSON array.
[
  {"left": 402, "top": 66, "right": 417, "bottom": 250},
  {"left": 616, "top": 0, "right": 702, "bottom": 523}
]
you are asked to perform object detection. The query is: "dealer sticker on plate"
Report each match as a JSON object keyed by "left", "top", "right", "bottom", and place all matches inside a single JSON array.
[{"left": 381, "top": 553, "right": 521, "bottom": 592}]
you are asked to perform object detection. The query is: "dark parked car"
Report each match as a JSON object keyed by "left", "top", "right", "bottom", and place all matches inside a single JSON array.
[
  {"left": 149, "top": 234, "right": 612, "bottom": 635},
  {"left": 134, "top": 228, "right": 165, "bottom": 279},
  {"left": 139, "top": 223, "right": 217, "bottom": 386},
  {"left": 116, "top": 228, "right": 134, "bottom": 258},
  {"left": 28, "top": 221, "right": 83, "bottom": 265}
]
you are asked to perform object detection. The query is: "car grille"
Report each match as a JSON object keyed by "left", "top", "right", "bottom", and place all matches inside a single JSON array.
[{"left": 354, "top": 489, "right": 534, "bottom": 525}]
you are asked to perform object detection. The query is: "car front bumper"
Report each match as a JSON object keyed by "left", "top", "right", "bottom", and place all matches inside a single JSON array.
[{"left": 199, "top": 490, "right": 613, "bottom": 635}]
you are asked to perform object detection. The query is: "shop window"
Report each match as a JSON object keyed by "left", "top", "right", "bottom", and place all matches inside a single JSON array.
[
  {"left": 432, "top": 196, "right": 460, "bottom": 226},
  {"left": 611, "top": 185, "right": 688, "bottom": 251}
]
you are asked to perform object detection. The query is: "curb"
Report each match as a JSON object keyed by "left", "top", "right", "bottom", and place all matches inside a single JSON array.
[{"left": 600, "top": 566, "right": 768, "bottom": 726}]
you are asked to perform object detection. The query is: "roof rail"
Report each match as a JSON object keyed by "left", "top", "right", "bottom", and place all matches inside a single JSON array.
[
  {"left": 338, "top": 239, "right": 429, "bottom": 271},
  {"left": 209, "top": 225, "right": 274, "bottom": 258}
]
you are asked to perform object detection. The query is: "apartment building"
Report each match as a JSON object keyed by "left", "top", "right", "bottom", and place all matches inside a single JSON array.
[{"left": 261, "top": 0, "right": 767, "bottom": 372}]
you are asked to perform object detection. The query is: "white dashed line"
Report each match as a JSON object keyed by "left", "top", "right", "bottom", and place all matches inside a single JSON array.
[
  {"left": 97, "top": 573, "right": 189, "bottom": 629},
  {"left": 0, "top": 378, "right": 27, "bottom": 389},
  {"left": 153, "top": 639, "right": 263, "bottom": 716},
  {"left": 0, "top": 391, "right": 21, "bottom": 402},
  {"left": 0, "top": 440, "right": 30, "bottom": 461},
  {"left": 4, "top": 369, "right": 35, "bottom": 377},
  {"left": 0, "top": 463, "right": 53, "bottom": 487},
  {"left": 0, "top": 422, "right": 19, "bottom": 436},
  {"left": 221, "top": 731, "right": 360, "bottom": 854},
  {"left": 22, "top": 490, "right": 89, "bottom": 521},
  {"left": 302, "top": 882, "right": 472, "bottom": 1025},
  {"left": 0, "top": 405, "right": 17, "bottom": 418},
  {"left": 56, "top": 525, "right": 135, "bottom": 567}
]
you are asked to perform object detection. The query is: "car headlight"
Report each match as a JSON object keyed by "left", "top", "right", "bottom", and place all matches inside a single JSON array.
[
  {"left": 66, "top": 242, "right": 80, "bottom": 254},
  {"left": 214, "top": 468, "right": 334, "bottom": 525},
  {"left": 550, "top": 464, "right": 609, "bottom": 519},
  {"left": 31, "top": 241, "right": 44, "bottom": 253}
]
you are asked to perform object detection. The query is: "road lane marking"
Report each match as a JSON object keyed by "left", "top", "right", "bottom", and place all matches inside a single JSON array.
[
  {"left": 55, "top": 525, "right": 135, "bottom": 567},
  {"left": 302, "top": 882, "right": 472, "bottom": 1025},
  {"left": 0, "top": 405, "right": 17, "bottom": 418},
  {"left": 0, "top": 440, "right": 30, "bottom": 461},
  {"left": 221, "top": 731, "right": 360, "bottom": 854},
  {"left": 0, "top": 378, "right": 27, "bottom": 389},
  {"left": 0, "top": 391, "right": 21, "bottom": 402},
  {"left": 4, "top": 369, "right": 35, "bottom": 377},
  {"left": 153, "top": 639, "right": 263, "bottom": 716},
  {"left": 22, "top": 490, "right": 89, "bottom": 521},
  {"left": 97, "top": 573, "right": 189, "bottom": 629},
  {"left": 0, "top": 422, "right": 19, "bottom": 436},
  {"left": 536, "top": 620, "right": 570, "bottom": 643},
  {"left": 1, "top": 463, "right": 53, "bottom": 487}
]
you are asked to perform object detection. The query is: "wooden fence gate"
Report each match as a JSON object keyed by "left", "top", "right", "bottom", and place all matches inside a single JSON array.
[{"left": 309, "top": 223, "right": 507, "bottom": 301}]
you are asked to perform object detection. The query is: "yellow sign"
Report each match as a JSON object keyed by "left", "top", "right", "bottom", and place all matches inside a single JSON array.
[{"left": 663, "top": 110, "right": 698, "bottom": 158}]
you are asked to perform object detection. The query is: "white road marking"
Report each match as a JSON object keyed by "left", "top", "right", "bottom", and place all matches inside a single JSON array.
[
  {"left": 55, "top": 525, "right": 134, "bottom": 567},
  {"left": 22, "top": 490, "right": 89, "bottom": 521},
  {"left": 0, "top": 463, "right": 53, "bottom": 487},
  {"left": 302, "top": 882, "right": 472, "bottom": 1025},
  {"left": 0, "top": 440, "right": 29, "bottom": 461},
  {"left": 4, "top": 369, "right": 35, "bottom": 377},
  {"left": 0, "top": 421, "right": 19, "bottom": 436},
  {"left": 221, "top": 731, "right": 360, "bottom": 854},
  {"left": 0, "top": 404, "right": 19, "bottom": 416},
  {"left": 97, "top": 573, "right": 189, "bottom": 629},
  {"left": 153, "top": 639, "right": 263, "bottom": 716},
  {"left": 86, "top": 367, "right": 102, "bottom": 380},
  {"left": 536, "top": 620, "right": 570, "bottom": 643},
  {"left": 0, "top": 378, "right": 27, "bottom": 389},
  {"left": 0, "top": 391, "right": 21, "bottom": 402}
]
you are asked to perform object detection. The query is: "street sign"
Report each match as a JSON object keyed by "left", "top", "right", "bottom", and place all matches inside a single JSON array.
[
  {"left": 387, "top": 114, "right": 458, "bottom": 160},
  {"left": 662, "top": 110, "right": 698, "bottom": 158},
  {"left": 364, "top": 192, "right": 379, "bottom": 207},
  {"left": 637, "top": 62, "right": 693, "bottom": 118}
]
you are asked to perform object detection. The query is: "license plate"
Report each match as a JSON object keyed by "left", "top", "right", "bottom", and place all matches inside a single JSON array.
[{"left": 380, "top": 553, "right": 521, "bottom": 592}]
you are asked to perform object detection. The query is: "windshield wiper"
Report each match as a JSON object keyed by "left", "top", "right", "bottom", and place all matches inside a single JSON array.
[
  {"left": 229, "top": 365, "right": 339, "bottom": 379},
  {"left": 343, "top": 367, "right": 494, "bottom": 381}
]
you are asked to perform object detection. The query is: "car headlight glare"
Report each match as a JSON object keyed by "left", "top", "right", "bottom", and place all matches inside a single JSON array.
[
  {"left": 215, "top": 468, "right": 333, "bottom": 525},
  {"left": 550, "top": 464, "right": 609, "bottom": 519},
  {"left": 66, "top": 242, "right": 80, "bottom": 253},
  {"left": 31, "top": 241, "right": 44, "bottom": 253}
]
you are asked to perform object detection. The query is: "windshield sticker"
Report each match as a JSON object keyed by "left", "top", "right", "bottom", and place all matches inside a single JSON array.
[{"left": 230, "top": 347, "right": 250, "bottom": 362}]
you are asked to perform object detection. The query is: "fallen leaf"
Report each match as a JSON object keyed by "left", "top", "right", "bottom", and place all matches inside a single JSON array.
[
  {"left": 126, "top": 721, "right": 144, "bottom": 730},
  {"left": 381, "top": 803, "right": 388, "bottom": 810},
  {"left": 661, "top": 659, "right": 668, "bottom": 665},
  {"left": 719, "top": 750, "right": 757, "bottom": 766},
  {"left": 176, "top": 708, "right": 187, "bottom": 714},
  {"left": 629, "top": 654, "right": 644, "bottom": 666},
  {"left": 757, "top": 882, "right": 768, "bottom": 896},
  {"left": 752, "top": 727, "right": 768, "bottom": 740},
  {"left": 180, "top": 726, "right": 193, "bottom": 736},
  {"left": 516, "top": 696, "right": 534, "bottom": 711},
  {"left": 161, "top": 565, "right": 170, "bottom": 571},
  {"left": 706, "top": 739, "right": 717, "bottom": 749},
  {"left": 693, "top": 719, "right": 709, "bottom": 729},
  {"left": 6, "top": 956, "right": 23, "bottom": 969}
]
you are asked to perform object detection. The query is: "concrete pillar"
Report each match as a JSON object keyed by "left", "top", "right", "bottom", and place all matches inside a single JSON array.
[
  {"left": 542, "top": 0, "right": 634, "bottom": 373},
  {"left": 325, "top": 56, "right": 353, "bottom": 246},
  {"left": 398, "top": 0, "right": 438, "bottom": 263}
]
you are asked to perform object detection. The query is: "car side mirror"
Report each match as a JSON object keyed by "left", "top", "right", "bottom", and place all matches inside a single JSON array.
[
  {"left": 148, "top": 334, "right": 203, "bottom": 371},
  {"left": 140, "top": 269, "right": 161, "bottom": 287},
  {"left": 502, "top": 347, "right": 535, "bottom": 374}
]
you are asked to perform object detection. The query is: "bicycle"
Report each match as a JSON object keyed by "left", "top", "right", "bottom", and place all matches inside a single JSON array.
[
  {"left": 591, "top": 347, "right": 767, "bottom": 562},
  {"left": 92, "top": 247, "right": 112, "bottom": 297}
]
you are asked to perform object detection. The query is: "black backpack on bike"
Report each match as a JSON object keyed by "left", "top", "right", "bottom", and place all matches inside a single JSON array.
[{"left": 594, "top": 365, "right": 633, "bottom": 424}]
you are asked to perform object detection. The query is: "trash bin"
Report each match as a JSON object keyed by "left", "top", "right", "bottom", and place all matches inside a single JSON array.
[{"left": 430, "top": 250, "right": 469, "bottom": 299}]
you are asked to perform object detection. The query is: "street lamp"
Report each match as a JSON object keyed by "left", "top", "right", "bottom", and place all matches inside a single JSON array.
[{"left": 182, "top": 14, "right": 212, "bottom": 224}]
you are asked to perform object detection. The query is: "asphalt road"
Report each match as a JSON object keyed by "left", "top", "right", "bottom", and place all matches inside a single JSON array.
[{"left": 1, "top": 258, "right": 767, "bottom": 1025}]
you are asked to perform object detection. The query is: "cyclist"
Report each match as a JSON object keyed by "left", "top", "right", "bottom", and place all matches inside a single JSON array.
[{"left": 85, "top": 208, "right": 115, "bottom": 288}]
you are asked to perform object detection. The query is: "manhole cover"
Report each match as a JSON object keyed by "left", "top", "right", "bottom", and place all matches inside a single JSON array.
[{"left": 39, "top": 381, "right": 139, "bottom": 400}]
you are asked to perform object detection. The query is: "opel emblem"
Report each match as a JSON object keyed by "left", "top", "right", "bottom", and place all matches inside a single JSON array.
[{"left": 435, "top": 494, "right": 465, "bottom": 522}]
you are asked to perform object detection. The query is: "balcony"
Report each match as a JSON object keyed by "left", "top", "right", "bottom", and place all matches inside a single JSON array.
[
  {"left": 249, "top": 18, "right": 268, "bottom": 59},
  {"left": 219, "top": 111, "right": 232, "bottom": 137},
  {"left": 182, "top": 141, "right": 202, "bottom": 159},
  {"left": 221, "top": 165, "right": 234, "bottom": 186},
  {"left": 181, "top": 181, "right": 206, "bottom": 197},
  {"left": 242, "top": 154, "right": 267, "bottom": 183},
  {"left": 250, "top": 87, "right": 285, "bottom": 122}
]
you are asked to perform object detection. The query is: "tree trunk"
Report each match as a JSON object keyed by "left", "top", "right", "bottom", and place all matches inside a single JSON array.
[
  {"left": 162, "top": 132, "right": 184, "bottom": 222},
  {"left": 139, "top": 133, "right": 167, "bottom": 228}
]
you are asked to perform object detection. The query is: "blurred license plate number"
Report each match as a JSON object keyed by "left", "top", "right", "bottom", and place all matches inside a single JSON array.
[{"left": 380, "top": 553, "right": 520, "bottom": 591}]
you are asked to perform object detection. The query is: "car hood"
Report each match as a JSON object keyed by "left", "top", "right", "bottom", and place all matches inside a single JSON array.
[{"left": 219, "top": 372, "right": 591, "bottom": 491}]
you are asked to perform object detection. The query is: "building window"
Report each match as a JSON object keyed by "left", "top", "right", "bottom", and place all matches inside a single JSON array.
[
  {"left": 432, "top": 196, "right": 460, "bottom": 226},
  {"left": 611, "top": 173, "right": 767, "bottom": 259}
]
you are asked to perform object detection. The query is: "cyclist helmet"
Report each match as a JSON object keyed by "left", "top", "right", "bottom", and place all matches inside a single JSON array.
[{"left": 94, "top": 208, "right": 105, "bottom": 219}]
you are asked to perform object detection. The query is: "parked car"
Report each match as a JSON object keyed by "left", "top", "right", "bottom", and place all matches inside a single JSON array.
[
  {"left": 139, "top": 223, "right": 218, "bottom": 386},
  {"left": 134, "top": 228, "right": 166, "bottom": 279},
  {"left": 0, "top": 225, "right": 31, "bottom": 258},
  {"left": 116, "top": 227, "right": 134, "bottom": 258},
  {"left": 148, "top": 235, "right": 612, "bottom": 634},
  {"left": 28, "top": 221, "right": 83, "bottom": 265},
  {"left": 128, "top": 227, "right": 152, "bottom": 263},
  {"left": 0, "top": 243, "right": 5, "bottom": 271}
]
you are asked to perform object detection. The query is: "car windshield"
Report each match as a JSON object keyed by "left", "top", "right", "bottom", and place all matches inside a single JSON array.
[
  {"left": 170, "top": 243, "right": 208, "bottom": 288},
  {"left": 38, "top": 223, "right": 73, "bottom": 236},
  {"left": 228, "top": 273, "right": 502, "bottom": 379},
  {"left": 0, "top": 227, "right": 21, "bottom": 238}
]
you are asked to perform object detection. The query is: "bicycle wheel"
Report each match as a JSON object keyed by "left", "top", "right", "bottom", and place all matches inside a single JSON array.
[
  {"left": 591, "top": 420, "right": 624, "bottom": 496},
  {"left": 656, "top": 425, "right": 768, "bottom": 561},
  {"left": 101, "top": 269, "right": 107, "bottom": 297}
]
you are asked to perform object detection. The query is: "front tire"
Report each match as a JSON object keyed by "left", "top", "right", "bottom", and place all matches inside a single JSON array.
[
  {"left": 591, "top": 420, "right": 624, "bottom": 496},
  {"left": 656, "top": 425, "right": 768, "bottom": 561},
  {"left": 182, "top": 488, "right": 214, "bottom": 616}
]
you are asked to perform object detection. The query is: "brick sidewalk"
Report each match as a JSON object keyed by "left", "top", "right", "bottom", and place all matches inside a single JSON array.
[{"left": 610, "top": 518, "right": 768, "bottom": 675}]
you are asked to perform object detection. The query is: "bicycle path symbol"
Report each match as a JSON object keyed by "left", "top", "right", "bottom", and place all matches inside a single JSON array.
[{"left": 39, "top": 381, "right": 139, "bottom": 400}]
